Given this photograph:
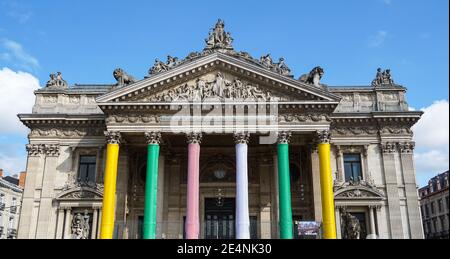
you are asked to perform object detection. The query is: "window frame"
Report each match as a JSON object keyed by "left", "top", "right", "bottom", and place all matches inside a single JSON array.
[
  {"left": 343, "top": 153, "right": 363, "bottom": 182},
  {"left": 77, "top": 155, "right": 97, "bottom": 183}
]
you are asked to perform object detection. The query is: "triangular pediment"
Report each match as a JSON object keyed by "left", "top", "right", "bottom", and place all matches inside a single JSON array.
[{"left": 96, "top": 53, "right": 341, "bottom": 104}]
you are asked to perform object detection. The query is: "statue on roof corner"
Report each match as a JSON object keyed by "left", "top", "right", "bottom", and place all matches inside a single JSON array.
[
  {"left": 372, "top": 68, "right": 395, "bottom": 86},
  {"left": 113, "top": 68, "right": 136, "bottom": 86},
  {"left": 45, "top": 72, "right": 68, "bottom": 89},
  {"left": 299, "top": 66, "right": 324, "bottom": 87},
  {"left": 204, "top": 19, "right": 234, "bottom": 50}
]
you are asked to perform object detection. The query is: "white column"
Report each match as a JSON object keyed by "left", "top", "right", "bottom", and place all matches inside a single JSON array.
[
  {"left": 368, "top": 206, "right": 377, "bottom": 239},
  {"left": 55, "top": 208, "right": 65, "bottom": 239},
  {"left": 235, "top": 133, "right": 250, "bottom": 239},
  {"left": 97, "top": 209, "right": 102, "bottom": 239},
  {"left": 91, "top": 208, "right": 99, "bottom": 239},
  {"left": 63, "top": 208, "right": 72, "bottom": 239}
]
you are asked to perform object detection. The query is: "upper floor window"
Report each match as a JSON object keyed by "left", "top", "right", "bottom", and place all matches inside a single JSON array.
[
  {"left": 78, "top": 155, "right": 97, "bottom": 183},
  {"left": 425, "top": 204, "right": 430, "bottom": 217},
  {"left": 343, "top": 154, "right": 363, "bottom": 182},
  {"left": 438, "top": 199, "right": 443, "bottom": 212},
  {"left": 0, "top": 193, "right": 4, "bottom": 204},
  {"left": 446, "top": 196, "right": 449, "bottom": 210},
  {"left": 430, "top": 201, "right": 435, "bottom": 214}
]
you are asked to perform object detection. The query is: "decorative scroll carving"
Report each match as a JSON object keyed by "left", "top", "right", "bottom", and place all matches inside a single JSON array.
[
  {"left": 334, "top": 178, "right": 384, "bottom": 198},
  {"left": 45, "top": 72, "right": 68, "bottom": 89},
  {"left": 380, "top": 142, "right": 397, "bottom": 153},
  {"left": 331, "top": 126, "right": 378, "bottom": 136},
  {"left": 277, "top": 131, "right": 291, "bottom": 144},
  {"left": 398, "top": 141, "right": 415, "bottom": 153},
  {"left": 316, "top": 130, "right": 331, "bottom": 144},
  {"left": 105, "top": 114, "right": 160, "bottom": 124},
  {"left": 140, "top": 73, "right": 284, "bottom": 102},
  {"left": 105, "top": 131, "right": 121, "bottom": 144},
  {"left": 145, "top": 132, "right": 162, "bottom": 145},
  {"left": 279, "top": 114, "right": 331, "bottom": 123},
  {"left": 186, "top": 132, "right": 202, "bottom": 144},
  {"left": 26, "top": 144, "right": 60, "bottom": 157},
  {"left": 71, "top": 211, "right": 90, "bottom": 239},
  {"left": 371, "top": 68, "right": 395, "bottom": 86},
  {"left": 29, "top": 127, "right": 104, "bottom": 138},
  {"left": 234, "top": 132, "right": 250, "bottom": 144},
  {"left": 379, "top": 126, "right": 412, "bottom": 136},
  {"left": 204, "top": 19, "right": 234, "bottom": 51},
  {"left": 113, "top": 68, "right": 136, "bottom": 86},
  {"left": 299, "top": 66, "right": 324, "bottom": 87}
]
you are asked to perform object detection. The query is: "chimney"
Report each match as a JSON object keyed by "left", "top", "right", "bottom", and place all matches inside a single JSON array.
[
  {"left": 19, "top": 171, "right": 26, "bottom": 188},
  {"left": 0, "top": 168, "right": 3, "bottom": 178}
]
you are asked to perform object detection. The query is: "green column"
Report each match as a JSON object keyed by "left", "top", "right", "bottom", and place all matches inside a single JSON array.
[
  {"left": 143, "top": 132, "right": 161, "bottom": 239},
  {"left": 277, "top": 132, "right": 293, "bottom": 239}
]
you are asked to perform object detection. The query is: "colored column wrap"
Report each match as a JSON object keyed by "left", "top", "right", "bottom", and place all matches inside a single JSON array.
[
  {"left": 277, "top": 143, "right": 294, "bottom": 239},
  {"left": 236, "top": 143, "right": 250, "bottom": 239},
  {"left": 185, "top": 143, "right": 200, "bottom": 239},
  {"left": 143, "top": 144, "right": 160, "bottom": 239},
  {"left": 100, "top": 143, "right": 120, "bottom": 239},
  {"left": 318, "top": 143, "right": 337, "bottom": 239}
]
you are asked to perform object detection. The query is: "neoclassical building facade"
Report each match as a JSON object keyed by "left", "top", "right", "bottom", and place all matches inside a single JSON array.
[{"left": 17, "top": 20, "right": 424, "bottom": 239}]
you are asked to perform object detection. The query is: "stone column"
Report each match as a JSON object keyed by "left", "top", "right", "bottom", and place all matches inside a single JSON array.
[
  {"left": 143, "top": 132, "right": 162, "bottom": 239},
  {"left": 368, "top": 206, "right": 377, "bottom": 239},
  {"left": 317, "top": 130, "right": 337, "bottom": 239},
  {"left": 310, "top": 145, "right": 323, "bottom": 222},
  {"left": 91, "top": 208, "right": 99, "bottom": 239},
  {"left": 55, "top": 207, "right": 65, "bottom": 239},
  {"left": 185, "top": 133, "right": 202, "bottom": 239},
  {"left": 271, "top": 152, "right": 279, "bottom": 238},
  {"left": 380, "top": 142, "right": 404, "bottom": 239},
  {"left": 63, "top": 208, "right": 72, "bottom": 239},
  {"left": 277, "top": 132, "right": 293, "bottom": 239},
  {"left": 100, "top": 131, "right": 121, "bottom": 239},
  {"left": 399, "top": 142, "right": 424, "bottom": 239},
  {"left": 235, "top": 133, "right": 250, "bottom": 239}
]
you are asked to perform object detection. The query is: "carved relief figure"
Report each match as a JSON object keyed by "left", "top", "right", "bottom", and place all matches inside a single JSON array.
[
  {"left": 340, "top": 209, "right": 361, "bottom": 239},
  {"left": 71, "top": 211, "right": 90, "bottom": 239}
]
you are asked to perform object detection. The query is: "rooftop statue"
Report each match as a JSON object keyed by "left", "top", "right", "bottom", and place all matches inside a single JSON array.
[
  {"left": 148, "top": 55, "right": 181, "bottom": 76},
  {"left": 113, "top": 68, "right": 136, "bottom": 86},
  {"left": 45, "top": 72, "right": 68, "bottom": 89},
  {"left": 371, "top": 68, "right": 395, "bottom": 86},
  {"left": 259, "top": 54, "right": 292, "bottom": 76},
  {"left": 204, "top": 19, "right": 234, "bottom": 50},
  {"left": 299, "top": 66, "right": 324, "bottom": 87}
]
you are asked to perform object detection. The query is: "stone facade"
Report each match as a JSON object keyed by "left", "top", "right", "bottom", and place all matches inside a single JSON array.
[
  {"left": 17, "top": 20, "right": 424, "bottom": 239},
  {"left": 419, "top": 171, "right": 449, "bottom": 239}
]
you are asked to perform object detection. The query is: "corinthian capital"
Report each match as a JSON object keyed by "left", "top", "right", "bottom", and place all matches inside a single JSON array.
[
  {"left": 234, "top": 132, "right": 250, "bottom": 145},
  {"left": 186, "top": 132, "right": 202, "bottom": 144},
  {"left": 277, "top": 131, "right": 292, "bottom": 144},
  {"left": 316, "top": 130, "right": 331, "bottom": 144},
  {"left": 380, "top": 142, "right": 397, "bottom": 153},
  {"left": 145, "top": 132, "right": 162, "bottom": 145},
  {"left": 104, "top": 131, "right": 122, "bottom": 144},
  {"left": 26, "top": 144, "right": 60, "bottom": 157},
  {"left": 398, "top": 141, "right": 415, "bottom": 154},
  {"left": 26, "top": 144, "right": 43, "bottom": 156}
]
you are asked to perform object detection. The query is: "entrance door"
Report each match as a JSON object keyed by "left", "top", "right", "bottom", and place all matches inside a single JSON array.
[{"left": 204, "top": 198, "right": 235, "bottom": 239}]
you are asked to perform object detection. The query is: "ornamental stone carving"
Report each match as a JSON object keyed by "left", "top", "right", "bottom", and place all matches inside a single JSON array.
[
  {"left": 71, "top": 211, "right": 90, "bottom": 239},
  {"left": 398, "top": 141, "right": 415, "bottom": 153},
  {"left": 371, "top": 68, "right": 395, "bottom": 86},
  {"left": 29, "top": 127, "right": 104, "bottom": 138},
  {"left": 259, "top": 54, "right": 292, "bottom": 76},
  {"left": 26, "top": 144, "right": 60, "bottom": 157},
  {"left": 316, "top": 130, "right": 331, "bottom": 144},
  {"left": 299, "top": 66, "right": 325, "bottom": 87},
  {"left": 379, "top": 126, "right": 412, "bottom": 136},
  {"left": 105, "top": 131, "right": 122, "bottom": 144},
  {"left": 234, "top": 132, "right": 250, "bottom": 144},
  {"left": 277, "top": 131, "right": 291, "bottom": 144},
  {"left": 45, "top": 72, "right": 68, "bottom": 89},
  {"left": 340, "top": 209, "right": 361, "bottom": 239},
  {"left": 204, "top": 19, "right": 234, "bottom": 51},
  {"left": 279, "top": 114, "right": 331, "bottom": 123},
  {"left": 331, "top": 127, "right": 378, "bottom": 136},
  {"left": 148, "top": 55, "right": 181, "bottom": 76},
  {"left": 105, "top": 114, "right": 160, "bottom": 124},
  {"left": 113, "top": 68, "right": 136, "bottom": 86},
  {"left": 186, "top": 132, "right": 202, "bottom": 144},
  {"left": 380, "top": 142, "right": 397, "bottom": 153},
  {"left": 145, "top": 132, "right": 162, "bottom": 145}
]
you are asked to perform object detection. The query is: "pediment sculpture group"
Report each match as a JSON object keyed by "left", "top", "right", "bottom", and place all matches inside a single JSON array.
[{"left": 144, "top": 72, "right": 281, "bottom": 102}]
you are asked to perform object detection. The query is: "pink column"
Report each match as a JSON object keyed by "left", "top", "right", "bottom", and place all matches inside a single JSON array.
[{"left": 185, "top": 133, "right": 202, "bottom": 239}]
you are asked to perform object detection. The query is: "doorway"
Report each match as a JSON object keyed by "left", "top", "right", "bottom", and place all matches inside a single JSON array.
[{"left": 204, "top": 198, "right": 235, "bottom": 239}]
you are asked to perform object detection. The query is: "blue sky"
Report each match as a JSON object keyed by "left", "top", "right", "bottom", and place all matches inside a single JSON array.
[{"left": 0, "top": 0, "right": 448, "bottom": 186}]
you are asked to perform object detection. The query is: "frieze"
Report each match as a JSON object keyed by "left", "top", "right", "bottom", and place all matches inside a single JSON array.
[
  {"left": 26, "top": 144, "right": 60, "bottom": 156},
  {"left": 331, "top": 126, "right": 378, "bottom": 136},
  {"left": 379, "top": 125, "right": 412, "bottom": 136},
  {"left": 106, "top": 114, "right": 160, "bottom": 124},
  {"left": 279, "top": 114, "right": 331, "bottom": 123},
  {"left": 29, "top": 127, "right": 104, "bottom": 138}
]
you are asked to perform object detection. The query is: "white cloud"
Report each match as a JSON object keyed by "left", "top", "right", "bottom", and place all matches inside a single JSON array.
[
  {"left": 0, "top": 67, "right": 40, "bottom": 134},
  {"left": 0, "top": 39, "right": 40, "bottom": 71},
  {"left": 412, "top": 100, "right": 449, "bottom": 186},
  {"left": 412, "top": 100, "right": 449, "bottom": 149},
  {"left": 0, "top": 150, "right": 26, "bottom": 176},
  {"left": 369, "top": 30, "right": 388, "bottom": 48}
]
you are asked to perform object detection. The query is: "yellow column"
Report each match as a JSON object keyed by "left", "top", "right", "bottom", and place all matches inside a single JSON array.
[
  {"left": 317, "top": 130, "right": 337, "bottom": 239},
  {"left": 100, "top": 131, "right": 121, "bottom": 239}
]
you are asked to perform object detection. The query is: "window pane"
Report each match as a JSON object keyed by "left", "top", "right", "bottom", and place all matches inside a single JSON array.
[
  {"left": 351, "top": 163, "right": 362, "bottom": 181},
  {"left": 344, "top": 163, "right": 353, "bottom": 182},
  {"left": 344, "top": 154, "right": 361, "bottom": 162},
  {"left": 80, "top": 156, "right": 96, "bottom": 163},
  {"left": 79, "top": 155, "right": 96, "bottom": 182}
]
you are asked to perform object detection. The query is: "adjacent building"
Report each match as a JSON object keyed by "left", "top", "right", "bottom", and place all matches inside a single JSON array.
[
  {"left": 0, "top": 169, "right": 25, "bottom": 239},
  {"left": 17, "top": 20, "right": 424, "bottom": 239},
  {"left": 419, "top": 171, "right": 449, "bottom": 239}
]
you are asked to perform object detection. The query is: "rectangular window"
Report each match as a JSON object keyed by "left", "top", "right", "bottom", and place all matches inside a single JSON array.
[
  {"left": 8, "top": 217, "right": 14, "bottom": 228},
  {"left": 431, "top": 201, "right": 435, "bottom": 214},
  {"left": 425, "top": 204, "right": 429, "bottom": 217},
  {"left": 438, "top": 199, "right": 443, "bottom": 212},
  {"left": 78, "top": 155, "right": 97, "bottom": 183},
  {"left": 343, "top": 154, "right": 363, "bottom": 182}
]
